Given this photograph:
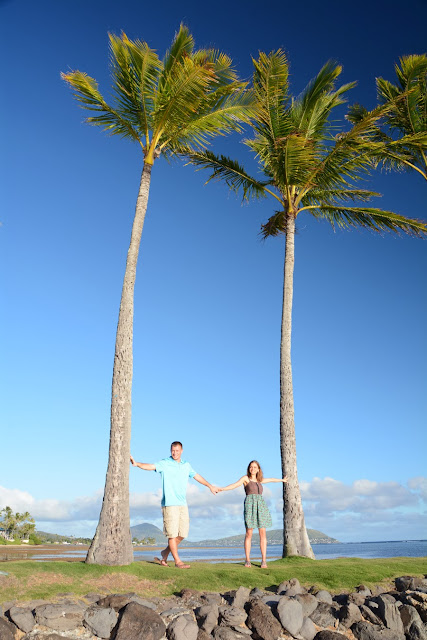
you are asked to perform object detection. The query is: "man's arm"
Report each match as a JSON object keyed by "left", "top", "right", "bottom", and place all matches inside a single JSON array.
[
  {"left": 193, "top": 473, "right": 218, "bottom": 495},
  {"left": 130, "top": 455, "right": 156, "bottom": 471}
]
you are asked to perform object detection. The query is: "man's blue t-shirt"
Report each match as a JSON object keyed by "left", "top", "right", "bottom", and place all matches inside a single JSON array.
[{"left": 155, "top": 457, "right": 197, "bottom": 507}]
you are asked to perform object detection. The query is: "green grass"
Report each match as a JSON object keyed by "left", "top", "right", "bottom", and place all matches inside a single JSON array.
[{"left": 0, "top": 556, "right": 426, "bottom": 602}]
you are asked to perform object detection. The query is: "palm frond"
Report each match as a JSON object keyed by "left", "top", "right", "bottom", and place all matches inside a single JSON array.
[
  {"left": 301, "top": 188, "right": 381, "bottom": 206},
  {"left": 376, "top": 55, "right": 427, "bottom": 152},
  {"left": 304, "top": 102, "right": 394, "bottom": 194},
  {"left": 252, "top": 50, "right": 290, "bottom": 142},
  {"left": 108, "top": 33, "right": 162, "bottom": 142},
  {"left": 163, "top": 88, "right": 256, "bottom": 153},
  {"left": 260, "top": 211, "right": 287, "bottom": 238},
  {"left": 294, "top": 61, "right": 349, "bottom": 134},
  {"left": 61, "top": 70, "right": 140, "bottom": 141},
  {"left": 187, "top": 151, "right": 270, "bottom": 201},
  {"left": 192, "top": 50, "right": 239, "bottom": 86},
  {"left": 250, "top": 130, "right": 317, "bottom": 191},
  {"left": 161, "top": 24, "right": 194, "bottom": 77},
  {"left": 395, "top": 55, "right": 427, "bottom": 90},
  {"left": 346, "top": 103, "right": 369, "bottom": 125},
  {"left": 309, "top": 205, "right": 427, "bottom": 237},
  {"left": 153, "top": 56, "right": 218, "bottom": 138},
  {"left": 117, "top": 33, "right": 162, "bottom": 141},
  {"left": 295, "top": 82, "right": 355, "bottom": 140}
]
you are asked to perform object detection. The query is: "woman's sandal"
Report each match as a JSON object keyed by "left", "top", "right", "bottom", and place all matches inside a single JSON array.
[
  {"left": 244, "top": 561, "right": 251, "bottom": 568},
  {"left": 261, "top": 562, "right": 267, "bottom": 569}
]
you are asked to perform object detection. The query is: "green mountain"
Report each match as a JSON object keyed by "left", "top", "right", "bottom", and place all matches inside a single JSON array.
[
  {"left": 181, "top": 528, "right": 338, "bottom": 547},
  {"left": 130, "top": 523, "right": 165, "bottom": 544},
  {"left": 36, "top": 531, "right": 91, "bottom": 544},
  {"left": 129, "top": 524, "right": 339, "bottom": 546},
  {"left": 37, "top": 524, "right": 338, "bottom": 547}
]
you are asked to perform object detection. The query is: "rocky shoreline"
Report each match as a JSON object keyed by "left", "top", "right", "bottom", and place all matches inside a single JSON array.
[{"left": 0, "top": 574, "right": 426, "bottom": 640}]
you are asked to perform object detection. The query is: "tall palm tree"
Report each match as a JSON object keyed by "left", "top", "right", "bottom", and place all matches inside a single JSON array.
[
  {"left": 62, "top": 25, "right": 254, "bottom": 565},
  {"left": 189, "top": 51, "right": 427, "bottom": 558},
  {"left": 348, "top": 54, "right": 427, "bottom": 180}
]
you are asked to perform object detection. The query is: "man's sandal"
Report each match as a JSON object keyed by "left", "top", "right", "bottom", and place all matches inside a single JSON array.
[
  {"left": 154, "top": 556, "right": 169, "bottom": 567},
  {"left": 175, "top": 562, "right": 190, "bottom": 569}
]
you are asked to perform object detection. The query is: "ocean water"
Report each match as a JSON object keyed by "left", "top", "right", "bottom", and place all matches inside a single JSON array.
[
  {"left": 132, "top": 540, "right": 427, "bottom": 563},
  {"left": 3, "top": 539, "right": 424, "bottom": 562}
]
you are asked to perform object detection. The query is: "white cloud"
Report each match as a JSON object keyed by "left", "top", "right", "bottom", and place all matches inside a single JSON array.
[
  {"left": 296, "top": 477, "right": 421, "bottom": 517},
  {"left": 0, "top": 486, "right": 103, "bottom": 523},
  {"left": 408, "top": 476, "right": 427, "bottom": 501}
]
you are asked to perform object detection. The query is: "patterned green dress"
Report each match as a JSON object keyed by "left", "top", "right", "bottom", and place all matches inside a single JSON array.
[{"left": 244, "top": 481, "right": 272, "bottom": 529}]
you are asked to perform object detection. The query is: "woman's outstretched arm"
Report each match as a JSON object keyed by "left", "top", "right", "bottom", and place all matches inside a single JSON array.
[
  {"left": 217, "top": 476, "right": 248, "bottom": 492},
  {"left": 261, "top": 476, "right": 288, "bottom": 483}
]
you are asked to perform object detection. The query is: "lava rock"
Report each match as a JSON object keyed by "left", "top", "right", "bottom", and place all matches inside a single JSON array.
[
  {"left": 195, "top": 603, "right": 219, "bottom": 633},
  {"left": 277, "top": 595, "right": 304, "bottom": 636},
  {"left": 316, "top": 590, "right": 333, "bottom": 604},
  {"left": 0, "top": 617, "right": 16, "bottom": 640},
  {"left": 219, "top": 605, "right": 247, "bottom": 627},
  {"left": 395, "top": 577, "right": 425, "bottom": 592},
  {"left": 246, "top": 599, "right": 283, "bottom": 640},
  {"left": 338, "top": 602, "right": 363, "bottom": 628},
  {"left": 295, "top": 593, "right": 319, "bottom": 617},
  {"left": 34, "top": 601, "right": 86, "bottom": 631},
  {"left": 98, "top": 592, "right": 157, "bottom": 611},
  {"left": 83, "top": 603, "right": 117, "bottom": 638},
  {"left": 115, "top": 602, "right": 166, "bottom": 640},
  {"left": 8, "top": 605, "right": 36, "bottom": 633},
  {"left": 352, "top": 620, "right": 405, "bottom": 640},
  {"left": 277, "top": 577, "right": 305, "bottom": 596},
  {"left": 230, "top": 587, "right": 251, "bottom": 609},
  {"left": 300, "top": 616, "right": 317, "bottom": 640},
  {"left": 369, "top": 595, "right": 405, "bottom": 634},
  {"left": 314, "top": 632, "right": 348, "bottom": 640},
  {"left": 167, "top": 614, "right": 199, "bottom": 640},
  {"left": 310, "top": 602, "right": 339, "bottom": 628}
]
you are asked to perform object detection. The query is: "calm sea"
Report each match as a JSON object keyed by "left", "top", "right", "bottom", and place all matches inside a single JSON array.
[
  {"left": 133, "top": 540, "right": 427, "bottom": 563},
  {"left": 2, "top": 539, "right": 424, "bottom": 563}
]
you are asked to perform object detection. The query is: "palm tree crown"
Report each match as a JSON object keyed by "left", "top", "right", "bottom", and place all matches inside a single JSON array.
[
  {"left": 62, "top": 25, "right": 254, "bottom": 164},
  {"left": 190, "top": 50, "right": 426, "bottom": 235},
  {"left": 348, "top": 54, "right": 427, "bottom": 181}
]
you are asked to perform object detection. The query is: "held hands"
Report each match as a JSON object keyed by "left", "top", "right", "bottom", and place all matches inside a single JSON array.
[
  {"left": 130, "top": 455, "right": 136, "bottom": 466},
  {"left": 282, "top": 476, "right": 288, "bottom": 483},
  {"left": 209, "top": 485, "right": 220, "bottom": 495}
]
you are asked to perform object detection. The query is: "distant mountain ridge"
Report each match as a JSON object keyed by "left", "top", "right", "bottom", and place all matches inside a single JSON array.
[
  {"left": 36, "top": 531, "right": 91, "bottom": 544},
  {"left": 130, "top": 523, "right": 339, "bottom": 546}
]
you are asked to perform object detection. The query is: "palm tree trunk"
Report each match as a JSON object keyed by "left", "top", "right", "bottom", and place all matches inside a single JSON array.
[
  {"left": 280, "top": 212, "right": 315, "bottom": 559},
  {"left": 86, "top": 162, "right": 153, "bottom": 565}
]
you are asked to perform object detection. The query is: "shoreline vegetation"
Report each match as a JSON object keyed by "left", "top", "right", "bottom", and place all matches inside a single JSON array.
[{"left": 0, "top": 548, "right": 426, "bottom": 603}]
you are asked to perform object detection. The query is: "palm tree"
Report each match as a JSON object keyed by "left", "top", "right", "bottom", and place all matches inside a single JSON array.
[
  {"left": 189, "top": 51, "right": 427, "bottom": 558},
  {"left": 348, "top": 55, "right": 427, "bottom": 180},
  {"left": 62, "top": 25, "right": 254, "bottom": 565}
]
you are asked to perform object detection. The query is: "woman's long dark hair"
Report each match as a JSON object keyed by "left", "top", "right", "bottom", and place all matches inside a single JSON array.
[{"left": 247, "top": 460, "right": 263, "bottom": 482}]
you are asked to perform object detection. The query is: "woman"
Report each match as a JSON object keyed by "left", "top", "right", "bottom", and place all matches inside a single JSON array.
[{"left": 218, "top": 460, "right": 287, "bottom": 568}]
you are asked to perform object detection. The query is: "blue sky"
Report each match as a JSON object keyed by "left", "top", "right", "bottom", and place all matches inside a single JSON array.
[{"left": 1, "top": 0, "right": 426, "bottom": 545}]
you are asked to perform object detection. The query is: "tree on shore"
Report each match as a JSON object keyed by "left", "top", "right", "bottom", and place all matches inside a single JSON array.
[
  {"left": 189, "top": 51, "right": 427, "bottom": 558},
  {"left": 347, "top": 54, "right": 427, "bottom": 181},
  {"left": 62, "top": 25, "right": 254, "bottom": 565},
  {"left": 0, "top": 506, "right": 35, "bottom": 541}
]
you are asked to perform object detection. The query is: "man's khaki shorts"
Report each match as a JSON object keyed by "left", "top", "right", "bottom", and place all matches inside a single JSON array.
[{"left": 162, "top": 505, "right": 190, "bottom": 539}]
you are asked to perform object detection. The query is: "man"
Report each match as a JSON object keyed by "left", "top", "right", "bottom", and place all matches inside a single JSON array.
[{"left": 130, "top": 441, "right": 217, "bottom": 569}]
